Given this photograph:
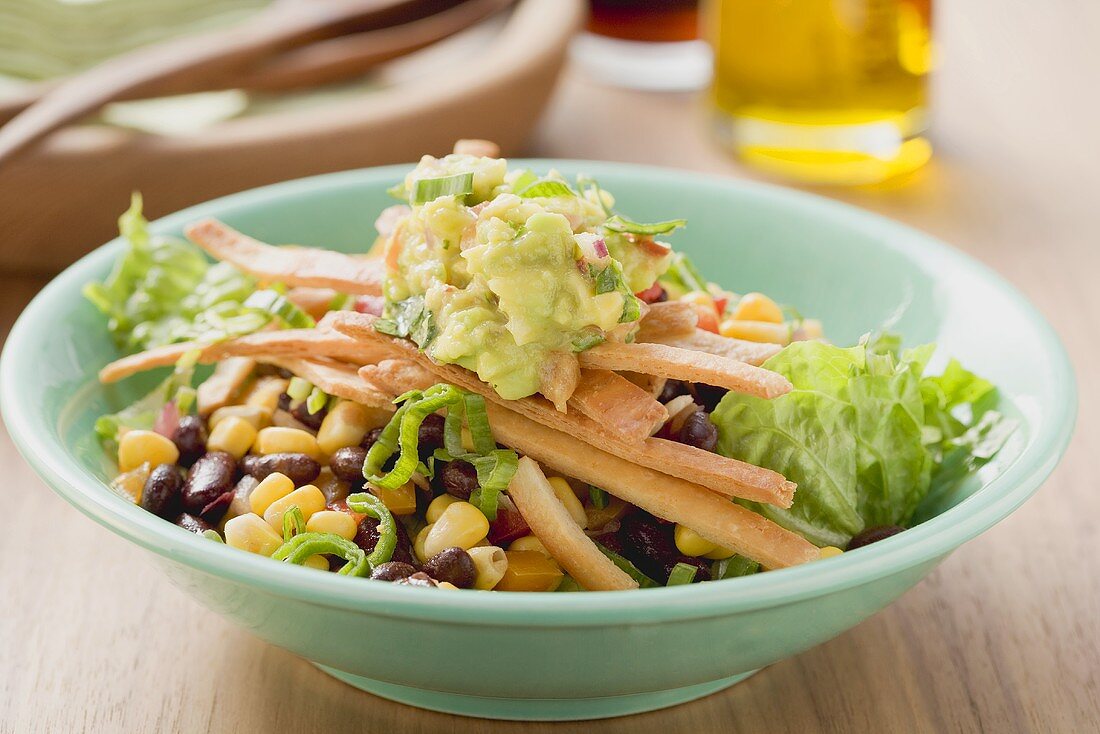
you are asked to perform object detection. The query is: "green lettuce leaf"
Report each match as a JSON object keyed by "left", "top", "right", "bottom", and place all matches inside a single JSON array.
[{"left": 712, "top": 336, "right": 1012, "bottom": 547}]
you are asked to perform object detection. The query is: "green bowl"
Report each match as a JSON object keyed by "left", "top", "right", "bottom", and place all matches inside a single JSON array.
[{"left": 0, "top": 162, "right": 1076, "bottom": 721}]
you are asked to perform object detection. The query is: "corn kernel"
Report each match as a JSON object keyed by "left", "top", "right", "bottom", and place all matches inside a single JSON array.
[
  {"left": 437, "top": 581, "right": 460, "bottom": 590},
  {"left": 317, "top": 400, "right": 372, "bottom": 455},
  {"left": 369, "top": 481, "right": 417, "bottom": 516},
  {"left": 509, "top": 535, "right": 550, "bottom": 557},
  {"left": 423, "top": 501, "right": 490, "bottom": 559},
  {"left": 546, "top": 476, "right": 587, "bottom": 529},
  {"left": 414, "top": 523, "right": 434, "bottom": 563},
  {"left": 209, "top": 405, "right": 271, "bottom": 431},
  {"left": 680, "top": 290, "right": 716, "bottom": 311},
  {"left": 496, "top": 550, "right": 563, "bottom": 592},
  {"left": 245, "top": 377, "right": 290, "bottom": 415},
  {"left": 305, "top": 510, "right": 358, "bottom": 540},
  {"left": 731, "top": 292, "right": 784, "bottom": 324},
  {"left": 253, "top": 426, "right": 321, "bottom": 460},
  {"left": 224, "top": 513, "right": 284, "bottom": 556},
  {"left": 302, "top": 555, "right": 330, "bottom": 571},
  {"left": 264, "top": 485, "right": 326, "bottom": 530},
  {"left": 206, "top": 415, "right": 258, "bottom": 460},
  {"left": 703, "top": 544, "right": 737, "bottom": 560},
  {"left": 719, "top": 319, "right": 791, "bottom": 344},
  {"left": 674, "top": 524, "right": 718, "bottom": 557},
  {"left": 426, "top": 494, "right": 460, "bottom": 523},
  {"left": 118, "top": 430, "right": 179, "bottom": 472},
  {"left": 467, "top": 546, "right": 508, "bottom": 590},
  {"left": 819, "top": 546, "right": 844, "bottom": 559},
  {"left": 249, "top": 472, "right": 295, "bottom": 515}
]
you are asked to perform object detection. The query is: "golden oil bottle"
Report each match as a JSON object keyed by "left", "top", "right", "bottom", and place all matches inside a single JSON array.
[{"left": 706, "top": 0, "right": 933, "bottom": 184}]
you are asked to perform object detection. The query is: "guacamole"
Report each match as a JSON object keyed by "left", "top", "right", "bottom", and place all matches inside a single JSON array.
[{"left": 378, "top": 154, "right": 675, "bottom": 400}]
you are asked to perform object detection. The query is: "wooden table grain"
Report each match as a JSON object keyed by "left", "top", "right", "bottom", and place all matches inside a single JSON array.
[{"left": 1, "top": 1, "right": 1097, "bottom": 731}]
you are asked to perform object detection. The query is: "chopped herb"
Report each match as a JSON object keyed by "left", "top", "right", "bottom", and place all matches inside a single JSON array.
[
  {"left": 603, "top": 215, "right": 686, "bottom": 236},
  {"left": 511, "top": 169, "right": 537, "bottom": 193},
  {"left": 242, "top": 289, "right": 316, "bottom": 330},
  {"left": 517, "top": 180, "right": 575, "bottom": 198},
  {"left": 588, "top": 486, "right": 609, "bottom": 509},
  {"left": 712, "top": 555, "right": 760, "bottom": 580},
  {"left": 571, "top": 333, "right": 606, "bottom": 352}
]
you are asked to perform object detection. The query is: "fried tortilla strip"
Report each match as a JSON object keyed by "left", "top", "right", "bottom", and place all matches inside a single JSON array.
[
  {"left": 488, "top": 405, "right": 815, "bottom": 570},
  {"left": 358, "top": 359, "right": 809, "bottom": 569},
  {"left": 646, "top": 328, "right": 781, "bottom": 367},
  {"left": 570, "top": 369, "right": 668, "bottom": 443},
  {"left": 635, "top": 301, "right": 698, "bottom": 340},
  {"left": 333, "top": 313, "right": 794, "bottom": 507},
  {"left": 539, "top": 351, "right": 580, "bottom": 413},
  {"left": 185, "top": 219, "right": 384, "bottom": 295},
  {"left": 262, "top": 356, "right": 392, "bottom": 409},
  {"left": 508, "top": 457, "right": 638, "bottom": 591},
  {"left": 577, "top": 342, "right": 791, "bottom": 399},
  {"left": 197, "top": 357, "right": 255, "bottom": 416},
  {"left": 453, "top": 138, "right": 501, "bottom": 157},
  {"left": 98, "top": 329, "right": 387, "bottom": 384}
]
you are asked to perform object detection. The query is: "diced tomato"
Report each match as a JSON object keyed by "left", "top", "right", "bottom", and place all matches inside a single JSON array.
[
  {"left": 487, "top": 495, "right": 530, "bottom": 545},
  {"left": 635, "top": 283, "right": 667, "bottom": 304},
  {"left": 695, "top": 305, "right": 719, "bottom": 333},
  {"left": 637, "top": 237, "right": 672, "bottom": 257},
  {"left": 354, "top": 295, "right": 384, "bottom": 316},
  {"left": 713, "top": 296, "right": 728, "bottom": 316}
]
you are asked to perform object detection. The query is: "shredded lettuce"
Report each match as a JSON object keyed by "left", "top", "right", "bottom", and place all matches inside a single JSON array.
[
  {"left": 83, "top": 194, "right": 261, "bottom": 352},
  {"left": 712, "top": 336, "right": 1015, "bottom": 547},
  {"left": 94, "top": 349, "right": 200, "bottom": 446}
]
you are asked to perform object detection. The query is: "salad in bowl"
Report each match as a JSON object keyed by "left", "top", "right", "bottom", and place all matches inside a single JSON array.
[{"left": 82, "top": 140, "right": 1016, "bottom": 593}]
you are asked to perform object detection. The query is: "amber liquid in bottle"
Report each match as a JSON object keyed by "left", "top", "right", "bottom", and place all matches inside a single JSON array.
[{"left": 707, "top": 0, "right": 933, "bottom": 184}]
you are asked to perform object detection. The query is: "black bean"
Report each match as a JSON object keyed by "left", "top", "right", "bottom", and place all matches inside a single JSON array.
[
  {"left": 417, "top": 414, "right": 445, "bottom": 458},
  {"left": 847, "top": 525, "right": 905, "bottom": 550},
  {"left": 141, "top": 464, "right": 183, "bottom": 519},
  {"left": 394, "top": 572, "right": 438, "bottom": 588},
  {"left": 174, "top": 513, "right": 212, "bottom": 534},
  {"left": 658, "top": 380, "right": 686, "bottom": 404},
  {"left": 370, "top": 561, "right": 419, "bottom": 582},
  {"left": 173, "top": 415, "right": 207, "bottom": 468},
  {"left": 354, "top": 515, "right": 417, "bottom": 567},
  {"left": 181, "top": 451, "right": 237, "bottom": 515},
  {"left": 240, "top": 452, "right": 320, "bottom": 486},
  {"left": 291, "top": 400, "right": 327, "bottom": 431},
  {"left": 619, "top": 511, "right": 680, "bottom": 583},
  {"left": 360, "top": 427, "right": 384, "bottom": 450},
  {"left": 593, "top": 531, "right": 626, "bottom": 557},
  {"left": 277, "top": 392, "right": 291, "bottom": 411},
  {"left": 686, "top": 383, "right": 728, "bottom": 412},
  {"left": 677, "top": 411, "right": 718, "bottom": 452},
  {"left": 422, "top": 548, "right": 476, "bottom": 588},
  {"left": 439, "top": 460, "right": 478, "bottom": 501},
  {"left": 330, "top": 447, "right": 368, "bottom": 484}
]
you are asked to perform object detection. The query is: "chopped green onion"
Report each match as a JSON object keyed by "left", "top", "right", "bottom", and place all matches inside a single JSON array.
[
  {"left": 595, "top": 543, "right": 659, "bottom": 588},
  {"left": 306, "top": 387, "right": 329, "bottom": 415},
  {"left": 328, "top": 293, "right": 355, "bottom": 311},
  {"left": 364, "top": 402, "right": 410, "bottom": 480},
  {"left": 368, "top": 385, "right": 464, "bottom": 489},
  {"left": 589, "top": 486, "right": 609, "bottom": 509},
  {"left": 272, "top": 532, "right": 369, "bottom": 576},
  {"left": 603, "top": 215, "right": 686, "bottom": 236},
  {"left": 663, "top": 252, "right": 708, "bottom": 295},
  {"left": 511, "top": 169, "right": 537, "bottom": 193},
  {"left": 712, "top": 555, "right": 761, "bottom": 580},
  {"left": 345, "top": 492, "right": 398, "bottom": 568},
  {"left": 467, "top": 449, "right": 518, "bottom": 520},
  {"left": 202, "top": 529, "right": 224, "bottom": 543},
  {"left": 571, "top": 333, "right": 605, "bottom": 352},
  {"left": 666, "top": 562, "right": 698, "bottom": 586},
  {"left": 555, "top": 576, "right": 584, "bottom": 592},
  {"left": 412, "top": 173, "right": 474, "bottom": 205},
  {"left": 243, "top": 289, "right": 316, "bottom": 329},
  {"left": 287, "top": 376, "right": 312, "bottom": 402},
  {"left": 517, "top": 180, "right": 575, "bottom": 198},
  {"left": 174, "top": 386, "right": 197, "bottom": 416},
  {"left": 282, "top": 506, "right": 306, "bottom": 542},
  {"left": 576, "top": 175, "right": 612, "bottom": 216},
  {"left": 462, "top": 393, "right": 495, "bottom": 454}
]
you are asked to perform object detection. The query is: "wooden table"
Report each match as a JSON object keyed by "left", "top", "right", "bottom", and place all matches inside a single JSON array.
[{"left": 2, "top": 1, "right": 1097, "bottom": 731}]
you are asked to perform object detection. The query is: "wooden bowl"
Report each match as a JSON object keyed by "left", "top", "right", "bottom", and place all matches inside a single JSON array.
[{"left": 0, "top": 0, "right": 583, "bottom": 272}]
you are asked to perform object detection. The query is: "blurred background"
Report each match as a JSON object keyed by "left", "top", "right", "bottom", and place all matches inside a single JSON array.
[{"left": 0, "top": 2, "right": 1097, "bottom": 731}]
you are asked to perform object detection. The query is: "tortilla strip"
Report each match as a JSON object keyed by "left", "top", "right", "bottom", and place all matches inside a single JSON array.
[
  {"left": 569, "top": 369, "right": 668, "bottom": 443},
  {"left": 185, "top": 219, "right": 384, "bottom": 295},
  {"left": 507, "top": 457, "right": 638, "bottom": 591},
  {"left": 645, "top": 328, "right": 781, "bottom": 367},
  {"left": 286, "top": 287, "right": 340, "bottom": 321},
  {"left": 261, "top": 356, "right": 392, "bottom": 409},
  {"left": 358, "top": 359, "right": 810, "bottom": 570},
  {"left": 98, "top": 328, "right": 388, "bottom": 384},
  {"left": 538, "top": 351, "right": 580, "bottom": 413},
  {"left": 197, "top": 357, "right": 255, "bottom": 416},
  {"left": 488, "top": 405, "right": 815, "bottom": 569},
  {"left": 635, "top": 301, "right": 698, "bottom": 340},
  {"left": 333, "top": 313, "right": 794, "bottom": 507},
  {"left": 577, "top": 342, "right": 791, "bottom": 399}
]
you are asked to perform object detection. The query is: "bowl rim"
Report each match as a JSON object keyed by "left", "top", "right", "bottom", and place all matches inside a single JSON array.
[{"left": 1, "top": 160, "right": 1077, "bottom": 626}]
